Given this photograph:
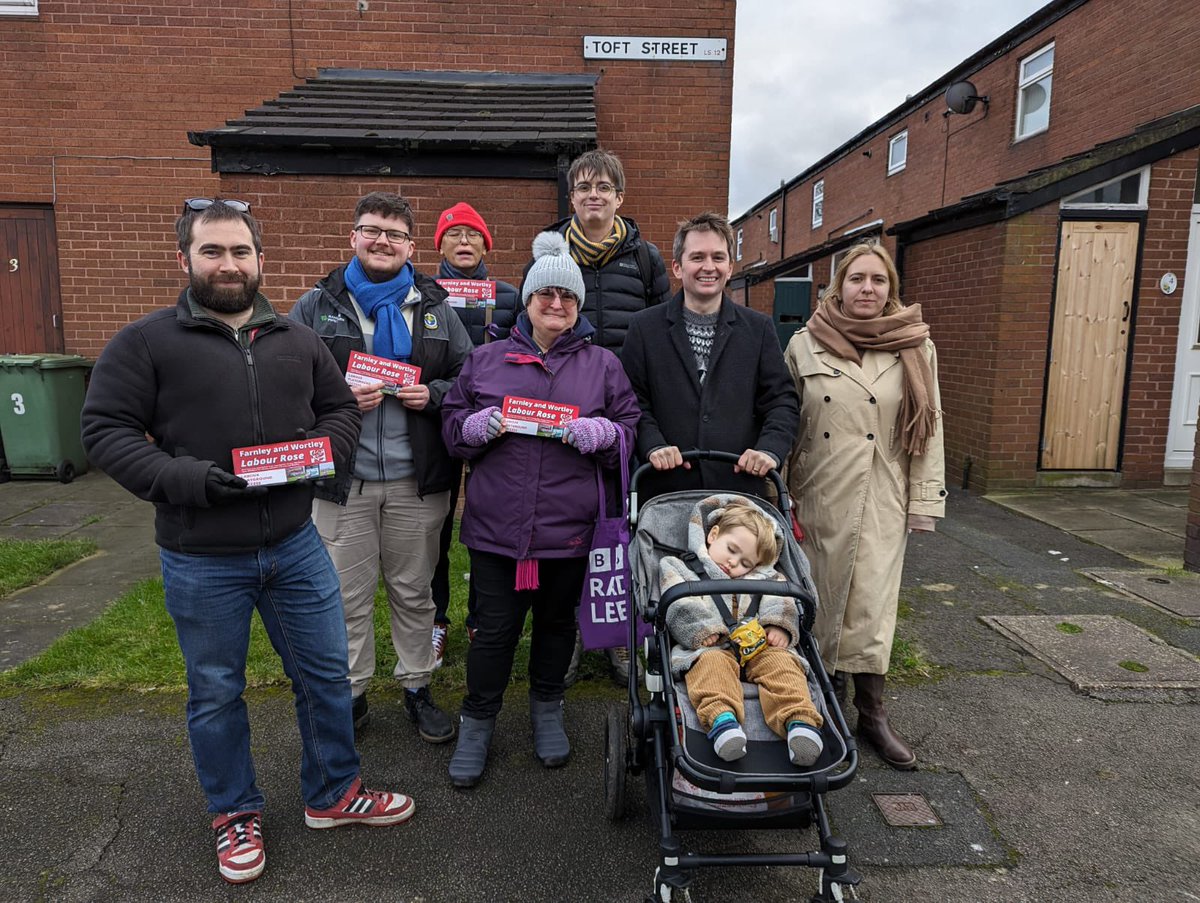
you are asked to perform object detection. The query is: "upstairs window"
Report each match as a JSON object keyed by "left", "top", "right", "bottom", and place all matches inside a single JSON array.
[
  {"left": 1016, "top": 42, "right": 1054, "bottom": 140},
  {"left": 736, "top": 228, "right": 743, "bottom": 261},
  {"left": 887, "top": 130, "right": 908, "bottom": 175},
  {"left": 812, "top": 180, "right": 824, "bottom": 229},
  {"left": 769, "top": 208, "right": 779, "bottom": 243},
  {"left": 1061, "top": 167, "right": 1149, "bottom": 210},
  {"left": 0, "top": 0, "right": 37, "bottom": 13}
]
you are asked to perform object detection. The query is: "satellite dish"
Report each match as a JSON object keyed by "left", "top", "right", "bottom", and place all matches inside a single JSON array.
[{"left": 945, "top": 80, "right": 988, "bottom": 115}]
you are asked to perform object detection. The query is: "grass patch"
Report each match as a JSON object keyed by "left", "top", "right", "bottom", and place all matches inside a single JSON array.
[
  {"left": 0, "top": 523, "right": 600, "bottom": 700},
  {"left": 888, "top": 635, "right": 940, "bottom": 684},
  {"left": 1118, "top": 660, "right": 1149, "bottom": 673},
  {"left": 0, "top": 537, "right": 98, "bottom": 597},
  {"left": 1056, "top": 621, "right": 1084, "bottom": 635}
]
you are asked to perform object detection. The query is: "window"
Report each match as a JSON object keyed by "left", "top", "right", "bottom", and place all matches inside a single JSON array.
[
  {"left": 1061, "top": 167, "right": 1149, "bottom": 210},
  {"left": 1015, "top": 42, "right": 1054, "bottom": 140},
  {"left": 0, "top": 0, "right": 37, "bottom": 13},
  {"left": 812, "top": 180, "right": 824, "bottom": 228},
  {"left": 831, "top": 249, "right": 848, "bottom": 280},
  {"left": 735, "top": 228, "right": 743, "bottom": 261},
  {"left": 887, "top": 130, "right": 908, "bottom": 175},
  {"left": 769, "top": 208, "right": 779, "bottom": 243}
]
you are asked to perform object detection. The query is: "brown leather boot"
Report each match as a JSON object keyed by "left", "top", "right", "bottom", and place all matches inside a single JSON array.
[
  {"left": 853, "top": 673, "right": 917, "bottom": 770},
  {"left": 832, "top": 671, "right": 848, "bottom": 709}
]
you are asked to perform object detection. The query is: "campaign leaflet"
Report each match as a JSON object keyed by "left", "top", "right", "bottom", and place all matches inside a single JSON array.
[
  {"left": 344, "top": 350, "right": 422, "bottom": 396},
  {"left": 501, "top": 395, "right": 579, "bottom": 439},
  {"left": 436, "top": 278, "right": 496, "bottom": 309},
  {"left": 232, "top": 437, "right": 336, "bottom": 487}
]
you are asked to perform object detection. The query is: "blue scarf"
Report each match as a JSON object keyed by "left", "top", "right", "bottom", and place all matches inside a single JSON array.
[{"left": 345, "top": 257, "right": 416, "bottom": 362}]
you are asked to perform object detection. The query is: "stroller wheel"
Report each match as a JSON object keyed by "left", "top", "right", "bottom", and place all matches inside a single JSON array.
[
  {"left": 812, "top": 867, "right": 857, "bottom": 902},
  {"left": 649, "top": 870, "right": 694, "bottom": 903},
  {"left": 603, "top": 702, "right": 628, "bottom": 820}
]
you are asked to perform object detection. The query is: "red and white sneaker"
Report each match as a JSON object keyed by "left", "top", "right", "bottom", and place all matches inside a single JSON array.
[
  {"left": 213, "top": 811, "right": 265, "bottom": 884},
  {"left": 304, "top": 776, "right": 415, "bottom": 829},
  {"left": 431, "top": 622, "right": 449, "bottom": 670}
]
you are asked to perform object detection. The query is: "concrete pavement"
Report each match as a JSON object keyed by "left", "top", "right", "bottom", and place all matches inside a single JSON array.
[{"left": 1, "top": 474, "right": 1198, "bottom": 902}]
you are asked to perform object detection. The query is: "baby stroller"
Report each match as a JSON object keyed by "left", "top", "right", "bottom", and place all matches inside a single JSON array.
[{"left": 602, "top": 451, "right": 860, "bottom": 902}]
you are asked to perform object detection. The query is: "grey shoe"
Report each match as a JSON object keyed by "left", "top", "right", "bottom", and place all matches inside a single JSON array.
[
  {"left": 448, "top": 714, "right": 496, "bottom": 788},
  {"left": 530, "top": 697, "right": 570, "bottom": 768},
  {"left": 606, "top": 646, "right": 642, "bottom": 686},
  {"left": 563, "top": 629, "right": 584, "bottom": 688}
]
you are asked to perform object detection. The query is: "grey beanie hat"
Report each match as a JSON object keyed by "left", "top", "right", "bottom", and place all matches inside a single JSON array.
[{"left": 522, "top": 232, "right": 586, "bottom": 308}]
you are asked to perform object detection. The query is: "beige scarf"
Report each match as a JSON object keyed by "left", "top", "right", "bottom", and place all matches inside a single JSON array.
[{"left": 807, "top": 301, "right": 939, "bottom": 456}]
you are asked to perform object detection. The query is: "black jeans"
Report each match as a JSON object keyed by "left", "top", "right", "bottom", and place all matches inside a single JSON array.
[
  {"left": 462, "top": 550, "right": 585, "bottom": 718},
  {"left": 432, "top": 467, "right": 476, "bottom": 628}
]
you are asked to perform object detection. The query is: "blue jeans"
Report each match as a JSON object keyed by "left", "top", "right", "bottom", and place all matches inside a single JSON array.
[{"left": 161, "top": 520, "right": 359, "bottom": 814}]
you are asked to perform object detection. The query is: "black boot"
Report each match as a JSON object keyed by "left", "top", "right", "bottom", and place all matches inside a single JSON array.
[
  {"left": 853, "top": 673, "right": 917, "bottom": 770},
  {"left": 530, "top": 697, "right": 571, "bottom": 768},
  {"left": 832, "top": 671, "right": 848, "bottom": 709},
  {"left": 404, "top": 686, "right": 456, "bottom": 744}
]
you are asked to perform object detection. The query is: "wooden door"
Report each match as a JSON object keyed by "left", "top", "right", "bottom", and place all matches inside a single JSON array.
[
  {"left": 1041, "top": 220, "right": 1138, "bottom": 470},
  {"left": 0, "top": 207, "right": 64, "bottom": 354}
]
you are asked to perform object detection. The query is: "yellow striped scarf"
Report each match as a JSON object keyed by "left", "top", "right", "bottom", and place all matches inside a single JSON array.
[{"left": 566, "top": 215, "right": 628, "bottom": 268}]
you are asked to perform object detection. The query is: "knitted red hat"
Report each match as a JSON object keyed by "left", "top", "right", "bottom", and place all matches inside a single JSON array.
[{"left": 434, "top": 202, "right": 493, "bottom": 251}]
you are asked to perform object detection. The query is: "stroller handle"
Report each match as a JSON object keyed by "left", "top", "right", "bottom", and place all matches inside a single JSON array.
[{"left": 630, "top": 449, "right": 791, "bottom": 526}]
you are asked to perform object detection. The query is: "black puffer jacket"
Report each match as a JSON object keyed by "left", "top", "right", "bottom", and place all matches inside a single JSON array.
[
  {"left": 81, "top": 290, "right": 361, "bottom": 554},
  {"left": 523, "top": 216, "right": 671, "bottom": 353},
  {"left": 436, "top": 259, "right": 520, "bottom": 345}
]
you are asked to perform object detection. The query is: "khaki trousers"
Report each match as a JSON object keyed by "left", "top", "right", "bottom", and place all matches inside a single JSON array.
[
  {"left": 313, "top": 478, "right": 450, "bottom": 694},
  {"left": 685, "top": 645, "right": 823, "bottom": 737}
]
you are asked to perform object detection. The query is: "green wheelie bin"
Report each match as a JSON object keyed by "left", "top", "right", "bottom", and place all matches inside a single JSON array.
[{"left": 0, "top": 354, "right": 94, "bottom": 483}]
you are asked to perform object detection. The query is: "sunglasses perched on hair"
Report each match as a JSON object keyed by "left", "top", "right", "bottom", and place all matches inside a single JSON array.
[{"left": 182, "top": 197, "right": 251, "bottom": 213}]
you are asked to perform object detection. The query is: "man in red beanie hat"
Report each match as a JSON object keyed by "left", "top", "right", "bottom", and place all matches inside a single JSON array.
[{"left": 430, "top": 202, "right": 521, "bottom": 669}]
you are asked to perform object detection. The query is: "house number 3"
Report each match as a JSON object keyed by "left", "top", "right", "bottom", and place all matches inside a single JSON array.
[{"left": 7, "top": 258, "right": 16, "bottom": 272}]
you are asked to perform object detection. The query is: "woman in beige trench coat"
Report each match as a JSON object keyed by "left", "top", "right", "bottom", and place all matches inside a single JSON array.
[{"left": 784, "top": 242, "right": 944, "bottom": 770}]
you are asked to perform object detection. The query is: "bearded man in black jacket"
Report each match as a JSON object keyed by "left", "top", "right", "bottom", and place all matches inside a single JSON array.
[{"left": 82, "top": 199, "right": 414, "bottom": 887}]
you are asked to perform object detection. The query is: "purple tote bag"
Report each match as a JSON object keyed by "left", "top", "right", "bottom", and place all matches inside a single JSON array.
[{"left": 579, "top": 431, "right": 651, "bottom": 650}]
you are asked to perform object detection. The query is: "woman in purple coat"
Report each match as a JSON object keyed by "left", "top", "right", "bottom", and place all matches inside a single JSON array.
[{"left": 441, "top": 232, "right": 640, "bottom": 788}]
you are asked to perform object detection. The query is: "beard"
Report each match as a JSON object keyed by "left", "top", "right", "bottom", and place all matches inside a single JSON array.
[{"left": 189, "top": 267, "right": 260, "bottom": 314}]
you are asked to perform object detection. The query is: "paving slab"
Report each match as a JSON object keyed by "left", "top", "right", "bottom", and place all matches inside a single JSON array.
[
  {"left": 981, "top": 614, "right": 1200, "bottom": 700},
  {"left": 828, "top": 767, "right": 1009, "bottom": 868},
  {"left": 1081, "top": 567, "right": 1200, "bottom": 620}
]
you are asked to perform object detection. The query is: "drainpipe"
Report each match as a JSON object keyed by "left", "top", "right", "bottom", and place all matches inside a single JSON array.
[{"left": 779, "top": 179, "right": 786, "bottom": 261}]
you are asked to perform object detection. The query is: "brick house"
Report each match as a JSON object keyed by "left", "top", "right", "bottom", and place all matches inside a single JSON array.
[
  {"left": 730, "top": 0, "right": 1200, "bottom": 517},
  {"left": 0, "top": 0, "right": 735, "bottom": 359}
]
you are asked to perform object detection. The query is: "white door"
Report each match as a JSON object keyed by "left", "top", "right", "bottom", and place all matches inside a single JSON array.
[{"left": 1165, "top": 205, "right": 1200, "bottom": 471}]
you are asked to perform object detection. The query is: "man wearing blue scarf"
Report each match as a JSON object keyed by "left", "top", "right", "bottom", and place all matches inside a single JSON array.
[{"left": 291, "top": 192, "right": 473, "bottom": 746}]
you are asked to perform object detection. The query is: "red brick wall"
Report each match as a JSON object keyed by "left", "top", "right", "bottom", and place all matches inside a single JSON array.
[
  {"left": 1122, "top": 150, "right": 1200, "bottom": 486},
  {"left": 901, "top": 222, "right": 1009, "bottom": 490},
  {"left": 734, "top": 0, "right": 1199, "bottom": 271},
  {"left": 1, "top": 0, "right": 735, "bottom": 357}
]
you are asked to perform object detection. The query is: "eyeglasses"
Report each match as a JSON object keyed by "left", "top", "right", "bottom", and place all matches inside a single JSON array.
[
  {"left": 531, "top": 288, "right": 580, "bottom": 306},
  {"left": 572, "top": 181, "right": 618, "bottom": 197},
  {"left": 183, "top": 197, "right": 251, "bottom": 213},
  {"left": 354, "top": 224, "right": 412, "bottom": 244},
  {"left": 443, "top": 228, "right": 484, "bottom": 244}
]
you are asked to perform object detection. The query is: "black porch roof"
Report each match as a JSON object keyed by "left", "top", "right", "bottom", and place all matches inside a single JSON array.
[{"left": 188, "top": 69, "right": 598, "bottom": 178}]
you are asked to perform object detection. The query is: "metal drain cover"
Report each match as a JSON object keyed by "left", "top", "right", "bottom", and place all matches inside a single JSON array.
[{"left": 872, "top": 792, "right": 942, "bottom": 827}]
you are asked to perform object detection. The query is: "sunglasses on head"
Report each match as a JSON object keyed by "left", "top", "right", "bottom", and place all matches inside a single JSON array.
[{"left": 183, "top": 197, "right": 251, "bottom": 214}]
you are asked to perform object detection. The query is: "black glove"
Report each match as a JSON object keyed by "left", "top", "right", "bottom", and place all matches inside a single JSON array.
[{"left": 204, "top": 466, "right": 267, "bottom": 505}]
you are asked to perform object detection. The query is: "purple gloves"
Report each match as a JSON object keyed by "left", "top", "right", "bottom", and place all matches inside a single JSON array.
[
  {"left": 563, "top": 416, "right": 617, "bottom": 455},
  {"left": 462, "top": 406, "right": 504, "bottom": 447}
]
